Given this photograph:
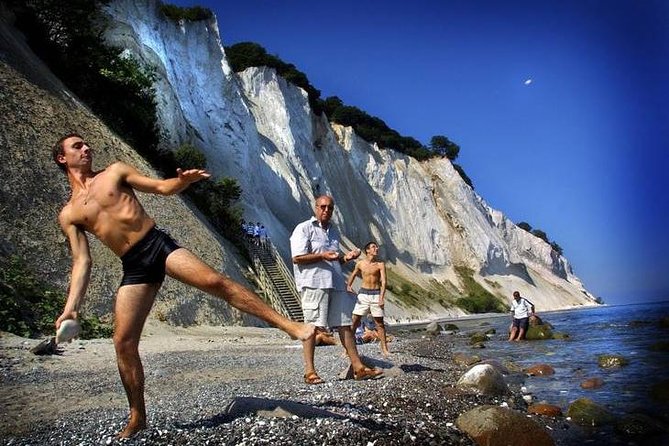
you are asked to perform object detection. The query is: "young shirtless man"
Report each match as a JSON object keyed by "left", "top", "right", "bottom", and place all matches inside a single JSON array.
[
  {"left": 347, "top": 241, "right": 389, "bottom": 357},
  {"left": 52, "top": 133, "right": 315, "bottom": 438}
]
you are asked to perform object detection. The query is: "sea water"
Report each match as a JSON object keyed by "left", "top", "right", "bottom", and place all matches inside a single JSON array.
[{"left": 446, "top": 300, "right": 669, "bottom": 420}]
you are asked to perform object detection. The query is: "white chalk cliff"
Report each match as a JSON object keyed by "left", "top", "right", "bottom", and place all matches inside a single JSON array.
[{"left": 103, "top": 0, "right": 598, "bottom": 321}]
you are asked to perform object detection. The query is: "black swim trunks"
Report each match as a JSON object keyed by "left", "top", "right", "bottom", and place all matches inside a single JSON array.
[{"left": 120, "top": 227, "right": 180, "bottom": 286}]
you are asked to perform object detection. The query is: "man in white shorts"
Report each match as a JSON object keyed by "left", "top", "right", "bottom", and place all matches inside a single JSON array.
[
  {"left": 290, "top": 195, "right": 383, "bottom": 384},
  {"left": 347, "top": 241, "right": 389, "bottom": 356}
]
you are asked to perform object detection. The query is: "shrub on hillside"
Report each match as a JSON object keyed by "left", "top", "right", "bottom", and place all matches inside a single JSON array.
[
  {"left": 175, "top": 143, "right": 207, "bottom": 169},
  {"left": 454, "top": 266, "right": 506, "bottom": 313},
  {"left": 159, "top": 4, "right": 213, "bottom": 22},
  {"left": 8, "top": 0, "right": 160, "bottom": 159},
  {"left": 0, "top": 256, "right": 112, "bottom": 339}
]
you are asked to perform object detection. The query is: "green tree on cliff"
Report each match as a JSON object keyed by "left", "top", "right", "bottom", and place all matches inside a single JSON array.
[
  {"left": 430, "top": 135, "right": 460, "bottom": 160},
  {"left": 7, "top": 0, "right": 160, "bottom": 157}
]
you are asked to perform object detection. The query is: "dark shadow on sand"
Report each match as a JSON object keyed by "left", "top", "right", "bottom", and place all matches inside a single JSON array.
[
  {"left": 399, "top": 363, "right": 446, "bottom": 373},
  {"left": 177, "top": 396, "right": 396, "bottom": 432},
  {"left": 178, "top": 396, "right": 346, "bottom": 429}
]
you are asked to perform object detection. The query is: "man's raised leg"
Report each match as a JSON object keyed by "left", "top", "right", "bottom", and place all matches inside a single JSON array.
[
  {"left": 165, "top": 248, "right": 315, "bottom": 341},
  {"left": 113, "top": 283, "right": 159, "bottom": 438}
]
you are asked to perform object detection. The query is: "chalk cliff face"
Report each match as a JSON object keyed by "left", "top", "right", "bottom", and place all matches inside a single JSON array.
[{"left": 103, "top": 0, "right": 597, "bottom": 319}]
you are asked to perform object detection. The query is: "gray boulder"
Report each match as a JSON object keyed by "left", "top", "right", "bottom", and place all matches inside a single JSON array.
[{"left": 456, "top": 364, "right": 509, "bottom": 396}]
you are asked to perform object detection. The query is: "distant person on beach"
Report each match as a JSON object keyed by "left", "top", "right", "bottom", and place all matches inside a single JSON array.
[
  {"left": 290, "top": 195, "right": 383, "bottom": 384},
  {"left": 259, "top": 224, "right": 268, "bottom": 247},
  {"left": 508, "top": 291, "right": 535, "bottom": 341},
  {"left": 347, "top": 241, "right": 390, "bottom": 356},
  {"left": 354, "top": 314, "right": 390, "bottom": 345},
  {"left": 51, "top": 133, "right": 315, "bottom": 438}
]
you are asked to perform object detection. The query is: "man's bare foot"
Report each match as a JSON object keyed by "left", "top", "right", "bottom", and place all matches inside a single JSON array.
[
  {"left": 116, "top": 419, "right": 146, "bottom": 439},
  {"left": 289, "top": 322, "right": 316, "bottom": 341}
]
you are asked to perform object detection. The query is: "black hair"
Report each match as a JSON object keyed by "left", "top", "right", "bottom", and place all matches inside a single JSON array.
[{"left": 52, "top": 132, "right": 83, "bottom": 173}]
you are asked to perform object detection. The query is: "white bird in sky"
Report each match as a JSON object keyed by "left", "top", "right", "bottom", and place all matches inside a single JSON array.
[{"left": 524, "top": 78, "right": 533, "bottom": 85}]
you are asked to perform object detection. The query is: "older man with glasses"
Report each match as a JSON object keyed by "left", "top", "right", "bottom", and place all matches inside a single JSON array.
[{"left": 290, "top": 195, "right": 384, "bottom": 384}]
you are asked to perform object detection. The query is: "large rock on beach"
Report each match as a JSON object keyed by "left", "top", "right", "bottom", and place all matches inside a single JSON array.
[
  {"left": 528, "top": 403, "right": 563, "bottom": 417},
  {"left": 615, "top": 413, "right": 668, "bottom": 437},
  {"left": 456, "top": 364, "right": 509, "bottom": 396},
  {"left": 469, "top": 332, "right": 489, "bottom": 344},
  {"left": 453, "top": 352, "right": 481, "bottom": 367},
  {"left": 503, "top": 360, "right": 525, "bottom": 373},
  {"left": 580, "top": 377, "right": 604, "bottom": 389},
  {"left": 480, "top": 359, "right": 510, "bottom": 375},
  {"left": 529, "top": 314, "right": 545, "bottom": 326},
  {"left": 525, "top": 364, "right": 555, "bottom": 376},
  {"left": 567, "top": 398, "right": 615, "bottom": 426},
  {"left": 456, "top": 405, "right": 555, "bottom": 446},
  {"left": 525, "top": 324, "right": 554, "bottom": 340},
  {"left": 597, "top": 354, "right": 629, "bottom": 368},
  {"left": 425, "top": 321, "right": 442, "bottom": 335}
]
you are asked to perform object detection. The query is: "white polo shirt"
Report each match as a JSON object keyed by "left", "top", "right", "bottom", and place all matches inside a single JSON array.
[{"left": 290, "top": 217, "right": 346, "bottom": 291}]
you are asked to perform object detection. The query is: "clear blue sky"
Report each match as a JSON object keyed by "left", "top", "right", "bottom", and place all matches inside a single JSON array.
[{"left": 169, "top": 0, "right": 669, "bottom": 305}]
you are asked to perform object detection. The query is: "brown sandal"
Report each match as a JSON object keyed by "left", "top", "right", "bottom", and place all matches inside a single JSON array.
[
  {"left": 304, "top": 371, "right": 325, "bottom": 385},
  {"left": 353, "top": 367, "right": 384, "bottom": 381}
]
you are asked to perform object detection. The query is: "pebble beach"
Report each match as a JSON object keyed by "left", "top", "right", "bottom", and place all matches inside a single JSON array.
[{"left": 0, "top": 319, "right": 639, "bottom": 445}]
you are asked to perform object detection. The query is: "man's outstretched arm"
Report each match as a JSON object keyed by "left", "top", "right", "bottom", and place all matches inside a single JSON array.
[{"left": 115, "top": 161, "right": 211, "bottom": 195}]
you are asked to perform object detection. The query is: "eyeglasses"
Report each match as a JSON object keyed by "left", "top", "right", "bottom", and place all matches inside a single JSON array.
[
  {"left": 71, "top": 141, "right": 88, "bottom": 150},
  {"left": 318, "top": 204, "right": 334, "bottom": 211}
]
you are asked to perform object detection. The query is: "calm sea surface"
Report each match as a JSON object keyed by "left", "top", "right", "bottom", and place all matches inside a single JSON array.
[{"left": 432, "top": 301, "right": 669, "bottom": 427}]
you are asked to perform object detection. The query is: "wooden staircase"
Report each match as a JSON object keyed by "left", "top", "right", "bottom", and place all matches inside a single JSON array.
[{"left": 246, "top": 240, "right": 304, "bottom": 322}]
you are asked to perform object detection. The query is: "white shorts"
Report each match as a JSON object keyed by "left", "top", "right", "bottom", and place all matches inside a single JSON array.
[
  {"left": 352, "top": 289, "right": 385, "bottom": 318},
  {"left": 301, "top": 288, "right": 354, "bottom": 328}
]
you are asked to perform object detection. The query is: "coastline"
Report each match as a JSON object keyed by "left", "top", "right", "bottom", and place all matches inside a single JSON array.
[{"left": 0, "top": 318, "right": 637, "bottom": 445}]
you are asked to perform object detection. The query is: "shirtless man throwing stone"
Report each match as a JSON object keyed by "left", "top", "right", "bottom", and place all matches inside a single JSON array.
[{"left": 52, "top": 133, "right": 315, "bottom": 438}]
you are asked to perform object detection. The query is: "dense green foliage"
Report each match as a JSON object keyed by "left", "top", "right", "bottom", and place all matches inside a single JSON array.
[
  {"left": 430, "top": 135, "right": 460, "bottom": 160},
  {"left": 159, "top": 4, "right": 213, "bottom": 21},
  {"left": 531, "top": 229, "right": 549, "bottom": 243},
  {"left": 328, "top": 101, "right": 431, "bottom": 160},
  {"left": 174, "top": 143, "right": 208, "bottom": 170},
  {"left": 9, "top": 0, "right": 161, "bottom": 158},
  {"left": 0, "top": 256, "right": 113, "bottom": 338},
  {"left": 225, "top": 42, "right": 323, "bottom": 113},
  {"left": 517, "top": 222, "right": 564, "bottom": 255},
  {"left": 224, "top": 42, "right": 473, "bottom": 183},
  {"left": 175, "top": 145, "right": 244, "bottom": 242},
  {"left": 517, "top": 221, "right": 532, "bottom": 231},
  {"left": 384, "top": 269, "right": 431, "bottom": 310},
  {"left": 454, "top": 266, "right": 506, "bottom": 313}
]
